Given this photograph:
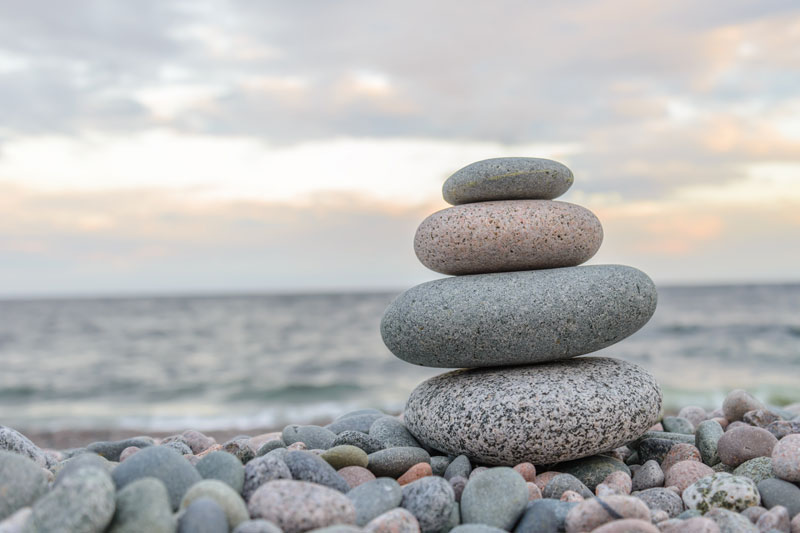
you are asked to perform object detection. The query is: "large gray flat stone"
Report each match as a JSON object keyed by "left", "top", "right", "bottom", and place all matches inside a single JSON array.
[{"left": 381, "top": 265, "right": 657, "bottom": 368}]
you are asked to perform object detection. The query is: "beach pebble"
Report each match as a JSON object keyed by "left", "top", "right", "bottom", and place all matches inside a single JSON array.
[
  {"left": 321, "top": 445, "right": 369, "bottom": 470},
  {"left": 534, "top": 471, "right": 561, "bottom": 491},
  {"left": 543, "top": 473, "right": 594, "bottom": 499},
  {"left": 196, "top": 450, "right": 246, "bottom": 493},
  {"left": 679, "top": 407, "right": 709, "bottom": 428},
  {"left": 661, "top": 444, "right": 703, "bottom": 473},
  {"left": 514, "top": 499, "right": 577, "bottom": 533},
  {"left": 771, "top": 434, "right": 800, "bottom": 482},
  {"left": 339, "top": 465, "right": 376, "bottom": 488},
  {"left": 347, "top": 477, "right": 403, "bottom": 526},
  {"left": 718, "top": 427, "right": 778, "bottom": 467},
  {"left": 398, "top": 463, "right": 432, "bottom": 485},
  {"left": 414, "top": 200, "right": 602, "bottom": 275},
  {"left": 0, "top": 507, "right": 33, "bottom": 533},
  {"left": 0, "top": 451, "right": 49, "bottom": 521},
  {"left": 732, "top": 457, "right": 775, "bottom": 484},
  {"left": 450, "top": 526, "right": 506, "bottom": 533},
  {"left": 791, "top": 514, "right": 800, "bottom": 533},
  {"left": 639, "top": 439, "right": 679, "bottom": 465},
  {"left": 723, "top": 390, "right": 766, "bottom": 422},
  {"left": 181, "top": 479, "right": 249, "bottom": 530},
  {"left": 590, "top": 519, "right": 660, "bottom": 533},
  {"left": 282, "top": 425, "right": 337, "bottom": 450},
  {"left": 705, "top": 507, "right": 759, "bottom": 532},
  {"left": 634, "top": 487, "right": 684, "bottom": 518},
  {"left": 560, "top": 490, "right": 584, "bottom": 502},
  {"left": 430, "top": 456, "right": 452, "bottom": 477},
  {"left": 756, "top": 505, "right": 790, "bottom": 532},
  {"left": 663, "top": 460, "right": 715, "bottom": 492},
  {"left": 740, "top": 506, "right": 767, "bottom": 523},
  {"left": 86, "top": 436, "right": 154, "bottom": 462},
  {"left": 162, "top": 440, "right": 193, "bottom": 455},
  {"left": 370, "top": 417, "right": 421, "bottom": 449},
  {"left": 223, "top": 438, "right": 256, "bottom": 464},
  {"left": 248, "top": 480, "right": 356, "bottom": 533},
  {"left": 382, "top": 266, "right": 657, "bottom": 369},
  {"left": 119, "top": 446, "right": 139, "bottom": 462},
  {"left": 0, "top": 426, "right": 53, "bottom": 468},
  {"left": 233, "top": 520, "right": 283, "bottom": 533},
  {"left": 743, "top": 409, "right": 782, "bottom": 428},
  {"left": 178, "top": 497, "right": 228, "bottom": 533},
  {"left": 600, "top": 471, "right": 633, "bottom": 495},
  {"left": 766, "top": 421, "right": 800, "bottom": 441},
  {"left": 635, "top": 432, "right": 697, "bottom": 448},
  {"left": 287, "top": 442, "right": 308, "bottom": 451},
  {"left": 180, "top": 430, "right": 216, "bottom": 454},
  {"left": 364, "top": 508, "right": 421, "bottom": 533},
  {"left": 564, "top": 495, "right": 651, "bottom": 533},
  {"left": 632, "top": 460, "right": 665, "bottom": 491},
  {"left": 367, "top": 447, "right": 431, "bottom": 478},
  {"left": 256, "top": 440, "right": 286, "bottom": 457},
  {"left": 658, "top": 516, "right": 721, "bottom": 533},
  {"left": 757, "top": 478, "right": 800, "bottom": 517},
  {"left": 713, "top": 462, "right": 735, "bottom": 473},
  {"left": 442, "top": 157, "right": 574, "bottom": 205},
  {"left": 683, "top": 473, "right": 760, "bottom": 513},
  {"left": 284, "top": 450, "right": 350, "bottom": 492},
  {"left": 401, "top": 476, "right": 455, "bottom": 533},
  {"left": 663, "top": 416, "right": 695, "bottom": 435},
  {"left": 727, "top": 421, "right": 750, "bottom": 432},
  {"left": 404, "top": 357, "right": 661, "bottom": 464},
  {"left": 29, "top": 464, "right": 116, "bottom": 533},
  {"left": 461, "top": 467, "right": 527, "bottom": 530},
  {"left": 514, "top": 462, "right": 536, "bottom": 482},
  {"left": 556, "top": 455, "right": 631, "bottom": 491},
  {"left": 327, "top": 413, "right": 385, "bottom": 435},
  {"left": 526, "top": 482, "right": 542, "bottom": 501},
  {"left": 444, "top": 455, "right": 471, "bottom": 481},
  {"left": 332, "top": 431, "right": 385, "bottom": 455},
  {"left": 106, "top": 477, "right": 175, "bottom": 533},
  {"left": 469, "top": 467, "right": 488, "bottom": 480},
  {"left": 697, "top": 420, "right": 725, "bottom": 466},
  {"left": 111, "top": 445, "right": 202, "bottom": 510}
]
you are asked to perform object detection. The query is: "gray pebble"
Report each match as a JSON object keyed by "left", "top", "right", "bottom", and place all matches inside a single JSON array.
[
  {"left": 282, "top": 425, "right": 337, "bottom": 450},
  {"left": 332, "top": 431, "right": 385, "bottom": 454},
  {"left": 106, "top": 477, "right": 175, "bottom": 533},
  {"left": 247, "top": 479, "right": 356, "bottom": 533},
  {"left": 326, "top": 414, "right": 385, "bottom": 434},
  {"left": 181, "top": 479, "right": 250, "bottom": 530},
  {"left": 705, "top": 507, "right": 759, "bottom": 532},
  {"left": 233, "top": 520, "right": 283, "bottom": 533},
  {"left": 634, "top": 487, "right": 684, "bottom": 518},
  {"left": 112, "top": 445, "right": 202, "bottom": 510},
  {"left": 742, "top": 409, "right": 781, "bottom": 428},
  {"left": 460, "top": 467, "right": 527, "bottom": 530},
  {"left": 0, "top": 426, "right": 52, "bottom": 468},
  {"left": 723, "top": 389, "right": 766, "bottom": 422},
  {"left": 662, "top": 416, "right": 695, "bottom": 435},
  {"left": 765, "top": 420, "right": 800, "bottom": 440},
  {"left": 161, "top": 440, "right": 193, "bottom": 455},
  {"left": 733, "top": 456, "right": 775, "bottom": 484},
  {"left": 631, "top": 460, "right": 664, "bottom": 491},
  {"left": 367, "top": 447, "right": 431, "bottom": 478},
  {"left": 284, "top": 450, "right": 350, "bottom": 492},
  {"left": 196, "top": 451, "right": 246, "bottom": 493},
  {"left": 370, "top": 417, "right": 421, "bottom": 449},
  {"left": 400, "top": 476, "right": 455, "bottom": 533},
  {"left": 554, "top": 454, "right": 630, "bottom": 491},
  {"left": 256, "top": 439, "right": 286, "bottom": 457},
  {"left": 86, "top": 437, "right": 154, "bottom": 462},
  {"left": 243, "top": 454, "right": 293, "bottom": 500},
  {"left": 444, "top": 455, "right": 471, "bottom": 481},
  {"left": 0, "top": 451, "right": 48, "bottom": 521},
  {"left": 430, "top": 456, "right": 452, "bottom": 477},
  {"left": 440, "top": 502, "right": 461, "bottom": 533},
  {"left": 696, "top": 419, "right": 724, "bottom": 466},
  {"left": 541, "top": 473, "right": 593, "bottom": 500},
  {"left": 757, "top": 478, "right": 800, "bottom": 517},
  {"left": 347, "top": 477, "right": 402, "bottom": 526},
  {"left": 514, "top": 499, "right": 577, "bottom": 533},
  {"left": 54, "top": 453, "right": 114, "bottom": 487},
  {"left": 178, "top": 497, "right": 228, "bottom": 533}
]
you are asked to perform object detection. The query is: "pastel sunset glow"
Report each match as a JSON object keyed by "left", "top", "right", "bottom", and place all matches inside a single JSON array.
[{"left": 1, "top": 1, "right": 799, "bottom": 296}]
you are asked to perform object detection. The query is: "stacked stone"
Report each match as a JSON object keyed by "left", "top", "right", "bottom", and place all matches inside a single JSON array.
[{"left": 381, "top": 157, "right": 663, "bottom": 466}]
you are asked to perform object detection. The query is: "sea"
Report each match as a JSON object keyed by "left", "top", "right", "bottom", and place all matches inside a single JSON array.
[{"left": 1, "top": 284, "right": 798, "bottom": 432}]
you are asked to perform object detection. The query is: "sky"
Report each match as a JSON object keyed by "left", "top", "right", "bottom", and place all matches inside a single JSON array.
[{"left": 1, "top": 0, "right": 799, "bottom": 296}]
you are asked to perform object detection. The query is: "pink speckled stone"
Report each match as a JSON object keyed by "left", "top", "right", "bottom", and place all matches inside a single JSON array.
[
  {"left": 564, "top": 495, "right": 651, "bottom": 533},
  {"left": 718, "top": 426, "right": 777, "bottom": 467},
  {"left": 590, "top": 519, "right": 660, "bottom": 533},
  {"left": 535, "top": 471, "right": 561, "bottom": 491},
  {"left": 513, "top": 462, "right": 536, "bottom": 482},
  {"left": 338, "top": 466, "right": 376, "bottom": 488},
  {"left": 659, "top": 517, "right": 720, "bottom": 533},
  {"left": 526, "top": 482, "right": 542, "bottom": 501},
  {"left": 364, "top": 508, "right": 421, "bottom": 533},
  {"left": 397, "top": 462, "right": 432, "bottom": 485},
  {"left": 664, "top": 461, "right": 714, "bottom": 493},
  {"left": 560, "top": 490, "right": 584, "bottom": 502},
  {"left": 772, "top": 434, "right": 800, "bottom": 482},
  {"left": 413, "top": 200, "right": 603, "bottom": 275},
  {"left": 661, "top": 443, "right": 702, "bottom": 473}
]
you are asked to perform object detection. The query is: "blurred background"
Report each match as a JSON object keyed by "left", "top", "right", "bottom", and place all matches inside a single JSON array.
[{"left": 1, "top": 1, "right": 799, "bottom": 436}]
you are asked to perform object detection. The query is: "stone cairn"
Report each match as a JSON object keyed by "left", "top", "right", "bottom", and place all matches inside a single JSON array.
[{"left": 381, "top": 157, "right": 663, "bottom": 466}]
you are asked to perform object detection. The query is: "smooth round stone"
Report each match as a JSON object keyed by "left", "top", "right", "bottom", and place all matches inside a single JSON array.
[
  {"left": 451, "top": 526, "right": 507, "bottom": 533},
  {"left": 29, "top": 465, "right": 116, "bottom": 532},
  {"left": 162, "top": 440, "right": 193, "bottom": 455},
  {"left": 564, "top": 495, "right": 651, "bottom": 533},
  {"left": 661, "top": 444, "right": 702, "bottom": 473},
  {"left": 732, "top": 457, "right": 775, "bottom": 484},
  {"left": 282, "top": 425, "right": 337, "bottom": 450},
  {"left": 631, "top": 460, "right": 664, "bottom": 491},
  {"left": 542, "top": 474, "right": 593, "bottom": 500},
  {"left": 404, "top": 357, "right": 661, "bottom": 464},
  {"left": 430, "top": 456, "right": 452, "bottom": 477},
  {"left": 756, "top": 506, "right": 790, "bottom": 532},
  {"left": 0, "top": 451, "right": 49, "bottom": 521},
  {"left": 321, "top": 445, "right": 369, "bottom": 470},
  {"left": 367, "top": 447, "right": 431, "bottom": 478},
  {"left": 107, "top": 477, "right": 175, "bottom": 533},
  {"left": 196, "top": 451, "right": 245, "bottom": 493},
  {"left": 364, "top": 508, "right": 420, "bottom": 533},
  {"left": 233, "top": 520, "right": 283, "bottom": 533},
  {"left": 705, "top": 508, "right": 758, "bottom": 533},
  {"left": 400, "top": 476, "right": 455, "bottom": 533},
  {"left": 678, "top": 406, "right": 708, "bottom": 428},
  {"left": 662, "top": 416, "right": 695, "bottom": 435},
  {"left": 381, "top": 265, "right": 657, "bottom": 368},
  {"left": 442, "top": 157, "right": 574, "bottom": 205},
  {"left": 181, "top": 479, "right": 249, "bottom": 530},
  {"left": 338, "top": 466, "right": 376, "bottom": 489},
  {"left": 369, "top": 417, "right": 421, "bottom": 449},
  {"left": 634, "top": 487, "right": 684, "bottom": 518},
  {"left": 444, "top": 455, "right": 472, "bottom": 481},
  {"left": 664, "top": 461, "right": 714, "bottom": 492},
  {"left": 346, "top": 477, "right": 403, "bottom": 526},
  {"left": 332, "top": 431, "right": 384, "bottom": 455},
  {"left": 771, "top": 433, "right": 800, "bottom": 482},
  {"left": 256, "top": 440, "right": 286, "bottom": 457},
  {"left": 414, "top": 200, "right": 602, "bottom": 276},
  {"left": 695, "top": 420, "right": 725, "bottom": 466},
  {"left": 461, "top": 467, "right": 528, "bottom": 530},
  {"left": 326, "top": 414, "right": 385, "bottom": 435},
  {"left": 86, "top": 436, "right": 154, "bottom": 462},
  {"left": 682, "top": 473, "right": 760, "bottom": 513},
  {"left": 111, "top": 445, "right": 202, "bottom": 511},
  {"left": 248, "top": 480, "right": 356, "bottom": 533},
  {"left": 223, "top": 439, "right": 256, "bottom": 464},
  {"left": 718, "top": 427, "right": 778, "bottom": 467},
  {"left": 284, "top": 451, "right": 350, "bottom": 492},
  {"left": 757, "top": 478, "right": 800, "bottom": 517},
  {"left": 723, "top": 390, "right": 765, "bottom": 422},
  {"left": 514, "top": 499, "right": 577, "bottom": 533},
  {"left": 554, "top": 455, "right": 630, "bottom": 491},
  {"left": 398, "top": 462, "right": 432, "bottom": 485},
  {"left": 178, "top": 498, "right": 228, "bottom": 533},
  {"left": 638, "top": 438, "right": 679, "bottom": 465}
]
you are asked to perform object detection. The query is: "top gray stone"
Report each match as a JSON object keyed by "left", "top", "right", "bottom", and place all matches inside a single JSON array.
[{"left": 442, "top": 157, "right": 574, "bottom": 205}]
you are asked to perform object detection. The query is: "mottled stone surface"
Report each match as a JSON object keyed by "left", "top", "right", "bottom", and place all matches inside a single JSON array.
[
  {"left": 181, "top": 479, "right": 249, "bottom": 530},
  {"left": 177, "top": 498, "right": 228, "bottom": 533},
  {"left": 460, "top": 467, "right": 528, "bottom": 530},
  {"left": 284, "top": 451, "right": 350, "bottom": 492},
  {"left": 338, "top": 466, "right": 376, "bottom": 489},
  {"left": 197, "top": 451, "right": 246, "bottom": 493},
  {"left": 381, "top": 265, "right": 657, "bottom": 368},
  {"left": 555, "top": 455, "right": 630, "bottom": 491},
  {"left": 705, "top": 508, "right": 758, "bottom": 533},
  {"left": 771, "top": 434, "right": 800, "bottom": 482},
  {"left": 404, "top": 357, "right": 661, "bottom": 464},
  {"left": 564, "top": 495, "right": 651, "bottom": 533},
  {"left": 364, "top": 508, "right": 420, "bottom": 533},
  {"left": 400, "top": 477, "right": 455, "bottom": 533},
  {"left": 347, "top": 478, "right": 403, "bottom": 526},
  {"left": 248, "top": 480, "right": 356, "bottom": 533},
  {"left": 0, "top": 451, "right": 49, "bottom": 521},
  {"left": 634, "top": 487, "right": 684, "bottom": 518},
  {"left": 414, "top": 200, "right": 602, "bottom": 275},
  {"left": 514, "top": 499, "right": 577, "bottom": 533},
  {"left": 717, "top": 427, "right": 777, "bottom": 467},
  {"left": 367, "top": 447, "right": 431, "bottom": 478},
  {"left": 369, "top": 417, "right": 421, "bottom": 449},
  {"left": 0, "top": 426, "right": 52, "bottom": 468},
  {"left": 732, "top": 457, "right": 775, "bottom": 484},
  {"left": 696, "top": 420, "right": 725, "bottom": 466},
  {"left": 682, "top": 473, "right": 760, "bottom": 513},
  {"left": 722, "top": 390, "right": 765, "bottom": 422}
]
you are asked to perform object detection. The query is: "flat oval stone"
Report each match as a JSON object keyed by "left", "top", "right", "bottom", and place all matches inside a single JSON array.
[
  {"left": 381, "top": 265, "right": 657, "bottom": 368},
  {"left": 442, "top": 157, "right": 573, "bottom": 205},
  {"left": 404, "top": 357, "right": 661, "bottom": 464},
  {"left": 414, "top": 201, "right": 602, "bottom": 275}
]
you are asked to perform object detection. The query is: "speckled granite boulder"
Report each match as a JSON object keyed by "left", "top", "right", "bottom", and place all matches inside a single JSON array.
[
  {"left": 682, "top": 473, "right": 760, "bottom": 513},
  {"left": 442, "top": 157, "right": 573, "bottom": 205},
  {"left": 404, "top": 357, "right": 662, "bottom": 464},
  {"left": 381, "top": 265, "right": 657, "bottom": 368},
  {"left": 414, "top": 201, "right": 602, "bottom": 275}
]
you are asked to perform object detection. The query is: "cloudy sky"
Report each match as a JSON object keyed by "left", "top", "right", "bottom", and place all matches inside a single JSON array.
[{"left": 1, "top": 0, "right": 799, "bottom": 296}]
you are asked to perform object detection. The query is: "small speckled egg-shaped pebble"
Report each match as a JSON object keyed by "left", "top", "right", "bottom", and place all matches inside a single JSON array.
[{"left": 771, "top": 433, "right": 800, "bottom": 482}]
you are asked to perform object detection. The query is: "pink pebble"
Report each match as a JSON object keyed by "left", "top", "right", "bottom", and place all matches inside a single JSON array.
[
  {"left": 589, "top": 518, "right": 659, "bottom": 533},
  {"left": 119, "top": 446, "right": 140, "bottom": 462},
  {"left": 664, "top": 461, "right": 714, "bottom": 493},
  {"left": 661, "top": 443, "right": 702, "bottom": 473},
  {"left": 338, "top": 465, "right": 376, "bottom": 488},
  {"left": 772, "top": 434, "right": 800, "bottom": 482},
  {"left": 526, "top": 482, "right": 542, "bottom": 501},
  {"left": 560, "top": 490, "right": 584, "bottom": 502},
  {"left": 397, "top": 463, "right": 432, "bottom": 486},
  {"left": 602, "top": 470, "right": 632, "bottom": 495},
  {"left": 649, "top": 422, "right": 664, "bottom": 431},
  {"left": 513, "top": 462, "right": 536, "bottom": 482}
]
